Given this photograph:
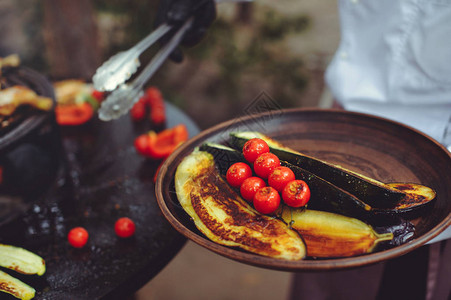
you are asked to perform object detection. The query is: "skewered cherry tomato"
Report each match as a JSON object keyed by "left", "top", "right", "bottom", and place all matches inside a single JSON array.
[
  {"left": 268, "top": 166, "right": 295, "bottom": 192},
  {"left": 146, "top": 87, "right": 166, "bottom": 125},
  {"left": 282, "top": 179, "right": 311, "bottom": 208},
  {"left": 240, "top": 176, "right": 266, "bottom": 203},
  {"left": 68, "top": 227, "right": 89, "bottom": 248},
  {"left": 253, "top": 186, "right": 281, "bottom": 215},
  {"left": 226, "top": 162, "right": 252, "bottom": 188},
  {"left": 253, "top": 152, "right": 280, "bottom": 179},
  {"left": 91, "top": 90, "right": 105, "bottom": 102},
  {"left": 115, "top": 217, "right": 136, "bottom": 238},
  {"left": 242, "top": 138, "right": 270, "bottom": 163},
  {"left": 130, "top": 98, "right": 147, "bottom": 121}
]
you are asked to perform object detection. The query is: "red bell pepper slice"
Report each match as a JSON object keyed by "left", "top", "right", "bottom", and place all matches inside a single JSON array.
[
  {"left": 134, "top": 124, "right": 189, "bottom": 159},
  {"left": 55, "top": 102, "right": 94, "bottom": 126}
]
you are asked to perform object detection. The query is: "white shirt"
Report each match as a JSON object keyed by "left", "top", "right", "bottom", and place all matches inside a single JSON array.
[
  {"left": 326, "top": 0, "right": 451, "bottom": 144},
  {"left": 326, "top": 0, "right": 451, "bottom": 242}
]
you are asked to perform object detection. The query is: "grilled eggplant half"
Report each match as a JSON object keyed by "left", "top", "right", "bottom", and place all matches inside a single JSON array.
[
  {"left": 201, "top": 143, "right": 372, "bottom": 219},
  {"left": 175, "top": 149, "right": 306, "bottom": 260},
  {"left": 201, "top": 143, "right": 412, "bottom": 221},
  {"left": 229, "top": 131, "right": 436, "bottom": 212},
  {"left": 279, "top": 208, "right": 393, "bottom": 258},
  {"left": 230, "top": 131, "right": 404, "bottom": 208}
]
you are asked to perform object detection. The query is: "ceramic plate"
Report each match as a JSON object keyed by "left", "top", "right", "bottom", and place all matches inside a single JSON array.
[{"left": 155, "top": 108, "right": 451, "bottom": 271}]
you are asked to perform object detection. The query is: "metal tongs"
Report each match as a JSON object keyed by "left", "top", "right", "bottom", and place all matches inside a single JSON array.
[{"left": 93, "top": 0, "right": 252, "bottom": 121}]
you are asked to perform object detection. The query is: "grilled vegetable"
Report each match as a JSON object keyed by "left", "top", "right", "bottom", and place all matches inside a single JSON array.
[
  {"left": 0, "top": 244, "right": 45, "bottom": 276},
  {"left": 278, "top": 207, "right": 393, "bottom": 258},
  {"left": 201, "top": 143, "right": 375, "bottom": 219},
  {"left": 385, "top": 183, "right": 436, "bottom": 213},
  {"left": 230, "top": 132, "right": 435, "bottom": 211},
  {"left": 0, "top": 86, "right": 53, "bottom": 116},
  {"left": 0, "top": 270, "right": 35, "bottom": 300},
  {"left": 0, "top": 244, "right": 45, "bottom": 300},
  {"left": 175, "top": 149, "right": 306, "bottom": 260},
  {"left": 194, "top": 144, "right": 402, "bottom": 258}
]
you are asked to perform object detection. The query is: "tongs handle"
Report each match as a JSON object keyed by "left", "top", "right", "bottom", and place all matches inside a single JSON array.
[
  {"left": 135, "top": 18, "right": 194, "bottom": 88},
  {"left": 97, "top": 17, "right": 194, "bottom": 121}
]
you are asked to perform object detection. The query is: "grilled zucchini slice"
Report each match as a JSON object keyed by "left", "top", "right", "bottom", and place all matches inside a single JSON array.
[
  {"left": 0, "top": 270, "right": 35, "bottom": 300},
  {"left": 175, "top": 149, "right": 306, "bottom": 260}
]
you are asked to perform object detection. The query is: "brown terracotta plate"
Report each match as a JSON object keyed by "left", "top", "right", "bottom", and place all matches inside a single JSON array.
[{"left": 155, "top": 108, "right": 451, "bottom": 271}]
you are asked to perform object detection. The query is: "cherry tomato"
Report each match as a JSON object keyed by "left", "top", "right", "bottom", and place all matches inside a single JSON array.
[
  {"left": 253, "top": 186, "right": 281, "bottom": 215},
  {"left": 146, "top": 87, "right": 166, "bottom": 125},
  {"left": 115, "top": 217, "right": 136, "bottom": 238},
  {"left": 91, "top": 90, "right": 105, "bottom": 102},
  {"left": 226, "top": 162, "right": 252, "bottom": 187},
  {"left": 253, "top": 152, "right": 280, "bottom": 179},
  {"left": 68, "top": 227, "right": 89, "bottom": 248},
  {"left": 240, "top": 176, "right": 266, "bottom": 203},
  {"left": 268, "top": 166, "right": 295, "bottom": 192},
  {"left": 130, "top": 98, "right": 147, "bottom": 121},
  {"left": 242, "top": 138, "right": 270, "bottom": 163},
  {"left": 282, "top": 180, "right": 311, "bottom": 208}
]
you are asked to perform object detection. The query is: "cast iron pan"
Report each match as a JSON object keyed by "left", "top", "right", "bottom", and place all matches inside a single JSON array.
[{"left": 156, "top": 108, "right": 451, "bottom": 271}]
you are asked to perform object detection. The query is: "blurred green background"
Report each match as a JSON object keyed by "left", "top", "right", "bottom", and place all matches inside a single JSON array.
[{"left": 0, "top": 0, "right": 339, "bottom": 129}]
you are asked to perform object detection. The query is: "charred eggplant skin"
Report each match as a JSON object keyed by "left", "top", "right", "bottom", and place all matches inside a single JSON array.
[
  {"left": 229, "top": 132, "right": 405, "bottom": 209},
  {"left": 201, "top": 143, "right": 375, "bottom": 219}
]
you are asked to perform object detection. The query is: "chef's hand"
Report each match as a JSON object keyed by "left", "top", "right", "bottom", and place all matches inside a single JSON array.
[{"left": 155, "top": 0, "right": 216, "bottom": 62}]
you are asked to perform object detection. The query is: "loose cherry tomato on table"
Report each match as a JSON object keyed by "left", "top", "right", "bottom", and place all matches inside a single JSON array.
[
  {"left": 282, "top": 179, "right": 311, "bottom": 208},
  {"left": 226, "top": 162, "right": 252, "bottom": 188},
  {"left": 253, "top": 152, "right": 280, "bottom": 179},
  {"left": 115, "top": 217, "right": 136, "bottom": 238},
  {"left": 68, "top": 227, "right": 89, "bottom": 248},
  {"left": 268, "top": 166, "right": 295, "bottom": 192},
  {"left": 240, "top": 176, "right": 266, "bottom": 203},
  {"left": 253, "top": 186, "right": 281, "bottom": 215},
  {"left": 242, "top": 138, "right": 270, "bottom": 163}
]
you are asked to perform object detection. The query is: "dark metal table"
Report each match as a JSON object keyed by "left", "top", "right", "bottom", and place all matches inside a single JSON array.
[{"left": 0, "top": 102, "right": 198, "bottom": 299}]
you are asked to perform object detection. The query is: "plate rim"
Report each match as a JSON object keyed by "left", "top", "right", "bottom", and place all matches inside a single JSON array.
[{"left": 155, "top": 107, "right": 451, "bottom": 271}]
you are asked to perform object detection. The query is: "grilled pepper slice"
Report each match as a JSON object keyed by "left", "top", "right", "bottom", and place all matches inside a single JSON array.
[
  {"left": 135, "top": 124, "right": 188, "bottom": 159},
  {"left": 55, "top": 102, "right": 94, "bottom": 126}
]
